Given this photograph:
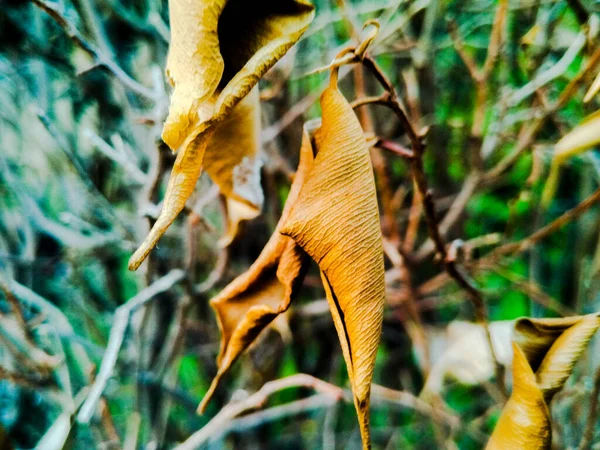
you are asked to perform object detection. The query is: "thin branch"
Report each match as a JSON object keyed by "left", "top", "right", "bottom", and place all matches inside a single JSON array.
[
  {"left": 77, "top": 269, "right": 186, "bottom": 424},
  {"left": 174, "top": 374, "right": 344, "bottom": 450},
  {"left": 489, "top": 187, "right": 600, "bottom": 260},
  {"left": 31, "top": 0, "right": 157, "bottom": 100},
  {"left": 358, "top": 53, "right": 507, "bottom": 398},
  {"left": 578, "top": 365, "right": 600, "bottom": 450}
]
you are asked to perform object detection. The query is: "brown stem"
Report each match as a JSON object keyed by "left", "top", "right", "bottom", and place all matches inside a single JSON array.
[
  {"left": 357, "top": 54, "right": 507, "bottom": 399},
  {"left": 578, "top": 365, "right": 600, "bottom": 450}
]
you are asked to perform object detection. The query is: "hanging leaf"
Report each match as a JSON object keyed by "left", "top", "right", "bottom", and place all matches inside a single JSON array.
[
  {"left": 541, "top": 109, "right": 600, "bottom": 207},
  {"left": 204, "top": 87, "right": 264, "bottom": 246},
  {"left": 128, "top": 0, "right": 315, "bottom": 270},
  {"left": 280, "top": 82, "right": 385, "bottom": 449},
  {"left": 487, "top": 313, "right": 600, "bottom": 449},
  {"left": 197, "top": 130, "right": 315, "bottom": 413},
  {"left": 487, "top": 343, "right": 551, "bottom": 450}
]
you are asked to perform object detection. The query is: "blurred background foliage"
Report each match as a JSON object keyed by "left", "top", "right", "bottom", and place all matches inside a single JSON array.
[{"left": 1, "top": 0, "right": 600, "bottom": 448}]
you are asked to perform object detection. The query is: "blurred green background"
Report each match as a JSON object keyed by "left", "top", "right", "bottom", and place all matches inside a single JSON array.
[{"left": 1, "top": 0, "right": 600, "bottom": 448}]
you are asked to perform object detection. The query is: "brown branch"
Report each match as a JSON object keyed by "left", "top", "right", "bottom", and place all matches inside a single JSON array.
[
  {"left": 0, "top": 282, "right": 36, "bottom": 346},
  {"left": 489, "top": 187, "right": 600, "bottom": 260},
  {"left": 77, "top": 269, "right": 186, "bottom": 424},
  {"left": 174, "top": 374, "right": 344, "bottom": 450},
  {"left": 578, "top": 365, "right": 600, "bottom": 450},
  {"left": 354, "top": 53, "right": 507, "bottom": 398}
]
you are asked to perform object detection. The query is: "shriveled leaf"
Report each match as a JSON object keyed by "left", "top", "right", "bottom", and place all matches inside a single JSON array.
[
  {"left": 197, "top": 131, "right": 314, "bottom": 413},
  {"left": 584, "top": 70, "right": 600, "bottom": 103},
  {"left": 514, "top": 314, "right": 600, "bottom": 403},
  {"left": 205, "top": 87, "right": 263, "bottom": 246},
  {"left": 280, "top": 84, "right": 385, "bottom": 448},
  {"left": 486, "top": 344, "right": 551, "bottom": 450},
  {"left": 129, "top": 0, "right": 315, "bottom": 270},
  {"left": 488, "top": 314, "right": 600, "bottom": 449}
]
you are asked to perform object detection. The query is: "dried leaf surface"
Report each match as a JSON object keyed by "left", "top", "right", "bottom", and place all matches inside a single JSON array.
[
  {"left": 280, "top": 84, "right": 385, "bottom": 448},
  {"left": 487, "top": 314, "right": 600, "bottom": 449},
  {"left": 487, "top": 344, "right": 551, "bottom": 450},
  {"left": 197, "top": 131, "right": 315, "bottom": 412},
  {"left": 129, "top": 0, "right": 314, "bottom": 270},
  {"left": 204, "top": 87, "right": 264, "bottom": 246}
]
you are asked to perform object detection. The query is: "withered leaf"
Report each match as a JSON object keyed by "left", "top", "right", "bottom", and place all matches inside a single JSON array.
[
  {"left": 204, "top": 87, "right": 263, "bottom": 247},
  {"left": 487, "top": 313, "right": 600, "bottom": 449},
  {"left": 129, "top": 0, "right": 315, "bottom": 270},
  {"left": 197, "top": 130, "right": 315, "bottom": 413},
  {"left": 280, "top": 83, "right": 385, "bottom": 449},
  {"left": 486, "top": 343, "right": 551, "bottom": 450}
]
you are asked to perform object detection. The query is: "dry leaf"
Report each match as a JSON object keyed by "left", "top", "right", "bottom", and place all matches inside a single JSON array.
[
  {"left": 204, "top": 87, "right": 263, "bottom": 246},
  {"left": 128, "top": 0, "right": 315, "bottom": 270},
  {"left": 541, "top": 109, "right": 600, "bottom": 207},
  {"left": 486, "top": 314, "right": 600, "bottom": 449},
  {"left": 280, "top": 83, "right": 385, "bottom": 449},
  {"left": 197, "top": 130, "right": 315, "bottom": 413},
  {"left": 486, "top": 343, "right": 551, "bottom": 450}
]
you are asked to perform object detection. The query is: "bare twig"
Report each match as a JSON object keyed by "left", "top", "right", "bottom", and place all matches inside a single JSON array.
[
  {"left": 77, "top": 269, "right": 186, "bottom": 423},
  {"left": 32, "top": 0, "right": 158, "bottom": 100},
  {"left": 349, "top": 51, "right": 507, "bottom": 398},
  {"left": 174, "top": 374, "right": 344, "bottom": 450},
  {"left": 489, "top": 187, "right": 600, "bottom": 260},
  {"left": 578, "top": 365, "right": 600, "bottom": 450}
]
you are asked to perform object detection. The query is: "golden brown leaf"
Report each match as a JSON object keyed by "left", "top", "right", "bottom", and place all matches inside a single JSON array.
[
  {"left": 487, "top": 344, "right": 551, "bottom": 450},
  {"left": 197, "top": 131, "right": 315, "bottom": 413},
  {"left": 204, "top": 87, "right": 263, "bottom": 246},
  {"left": 487, "top": 314, "right": 600, "bottom": 449},
  {"left": 128, "top": 0, "right": 315, "bottom": 270},
  {"left": 280, "top": 83, "right": 385, "bottom": 449},
  {"left": 541, "top": 109, "right": 600, "bottom": 207}
]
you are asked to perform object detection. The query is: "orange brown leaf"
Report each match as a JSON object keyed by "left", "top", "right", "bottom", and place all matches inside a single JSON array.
[
  {"left": 280, "top": 83, "right": 385, "bottom": 449},
  {"left": 197, "top": 130, "right": 315, "bottom": 413}
]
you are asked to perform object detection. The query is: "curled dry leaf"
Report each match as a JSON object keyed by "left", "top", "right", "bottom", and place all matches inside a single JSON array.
[
  {"left": 542, "top": 110, "right": 600, "bottom": 207},
  {"left": 204, "top": 87, "right": 263, "bottom": 247},
  {"left": 128, "top": 0, "right": 315, "bottom": 270},
  {"left": 197, "top": 130, "right": 314, "bottom": 413},
  {"left": 487, "top": 313, "right": 600, "bottom": 449},
  {"left": 280, "top": 82, "right": 385, "bottom": 449}
]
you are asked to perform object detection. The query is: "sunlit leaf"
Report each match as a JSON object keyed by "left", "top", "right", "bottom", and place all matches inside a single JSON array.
[
  {"left": 204, "top": 88, "right": 264, "bottom": 246},
  {"left": 197, "top": 130, "right": 314, "bottom": 413},
  {"left": 487, "top": 314, "right": 600, "bottom": 449},
  {"left": 541, "top": 110, "right": 600, "bottom": 207},
  {"left": 280, "top": 82, "right": 385, "bottom": 449},
  {"left": 486, "top": 344, "right": 551, "bottom": 450},
  {"left": 128, "top": 0, "right": 315, "bottom": 270},
  {"left": 584, "top": 70, "right": 600, "bottom": 103}
]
